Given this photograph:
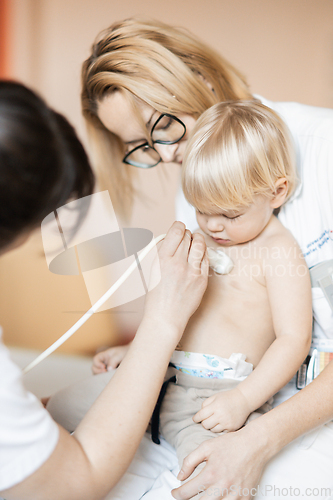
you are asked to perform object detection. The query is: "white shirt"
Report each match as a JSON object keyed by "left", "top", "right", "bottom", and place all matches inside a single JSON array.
[
  {"left": 0, "top": 328, "right": 59, "bottom": 491},
  {"left": 176, "top": 97, "right": 333, "bottom": 338}
]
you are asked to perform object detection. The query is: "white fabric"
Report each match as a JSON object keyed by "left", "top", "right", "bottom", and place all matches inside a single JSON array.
[
  {"left": 104, "top": 426, "right": 333, "bottom": 500},
  {"left": 0, "top": 327, "right": 59, "bottom": 491},
  {"left": 104, "top": 434, "right": 180, "bottom": 500}
]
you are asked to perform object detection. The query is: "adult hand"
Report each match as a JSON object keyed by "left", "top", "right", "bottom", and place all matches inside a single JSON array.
[
  {"left": 172, "top": 422, "right": 269, "bottom": 499},
  {"left": 144, "top": 222, "right": 209, "bottom": 334}
]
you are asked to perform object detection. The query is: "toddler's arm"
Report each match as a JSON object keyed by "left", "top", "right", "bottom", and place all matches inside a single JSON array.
[{"left": 194, "top": 231, "right": 312, "bottom": 432}]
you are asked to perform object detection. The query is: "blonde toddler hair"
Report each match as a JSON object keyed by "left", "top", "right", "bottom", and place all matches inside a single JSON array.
[{"left": 182, "top": 100, "right": 297, "bottom": 214}]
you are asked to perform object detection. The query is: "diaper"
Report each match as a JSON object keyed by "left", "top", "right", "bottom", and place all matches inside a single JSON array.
[{"left": 170, "top": 351, "right": 253, "bottom": 381}]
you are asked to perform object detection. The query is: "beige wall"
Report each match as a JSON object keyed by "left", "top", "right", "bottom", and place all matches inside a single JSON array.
[
  {"left": 8, "top": 0, "right": 333, "bottom": 233},
  {"left": 0, "top": 231, "right": 118, "bottom": 354},
  {"left": 1, "top": 0, "right": 332, "bottom": 351}
]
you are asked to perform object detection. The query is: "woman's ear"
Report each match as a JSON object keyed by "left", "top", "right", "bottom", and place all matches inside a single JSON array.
[{"left": 270, "top": 178, "right": 288, "bottom": 209}]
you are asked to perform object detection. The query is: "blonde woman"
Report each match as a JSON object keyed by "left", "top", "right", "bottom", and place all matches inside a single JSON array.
[{"left": 53, "top": 18, "right": 333, "bottom": 500}]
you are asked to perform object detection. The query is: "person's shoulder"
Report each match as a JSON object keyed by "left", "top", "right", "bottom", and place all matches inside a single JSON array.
[
  {"left": 256, "top": 95, "right": 333, "bottom": 142},
  {"left": 261, "top": 216, "right": 299, "bottom": 254}
]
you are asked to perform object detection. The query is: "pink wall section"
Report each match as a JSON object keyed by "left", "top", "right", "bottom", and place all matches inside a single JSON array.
[
  {"left": 0, "top": 0, "right": 10, "bottom": 77},
  {"left": 1, "top": 0, "right": 332, "bottom": 352}
]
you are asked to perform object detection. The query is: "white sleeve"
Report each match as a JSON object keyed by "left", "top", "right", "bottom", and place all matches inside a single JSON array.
[
  {"left": 272, "top": 104, "right": 333, "bottom": 339},
  {"left": 0, "top": 330, "right": 59, "bottom": 491},
  {"left": 175, "top": 185, "right": 199, "bottom": 232}
]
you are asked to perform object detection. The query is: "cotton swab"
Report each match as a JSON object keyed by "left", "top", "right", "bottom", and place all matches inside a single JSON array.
[{"left": 22, "top": 234, "right": 166, "bottom": 374}]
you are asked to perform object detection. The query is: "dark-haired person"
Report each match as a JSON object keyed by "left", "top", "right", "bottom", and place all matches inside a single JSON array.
[{"left": 0, "top": 80, "right": 208, "bottom": 500}]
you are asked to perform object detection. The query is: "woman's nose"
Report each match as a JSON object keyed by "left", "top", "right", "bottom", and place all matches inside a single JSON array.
[{"left": 154, "top": 143, "right": 178, "bottom": 163}]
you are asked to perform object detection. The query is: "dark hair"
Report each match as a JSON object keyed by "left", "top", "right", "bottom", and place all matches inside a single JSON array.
[{"left": 0, "top": 81, "right": 95, "bottom": 250}]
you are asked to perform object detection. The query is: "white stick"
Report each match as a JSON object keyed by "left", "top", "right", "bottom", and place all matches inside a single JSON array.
[{"left": 23, "top": 234, "right": 166, "bottom": 374}]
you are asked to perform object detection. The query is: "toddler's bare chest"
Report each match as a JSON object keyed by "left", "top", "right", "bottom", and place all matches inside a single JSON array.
[{"left": 208, "top": 254, "right": 266, "bottom": 301}]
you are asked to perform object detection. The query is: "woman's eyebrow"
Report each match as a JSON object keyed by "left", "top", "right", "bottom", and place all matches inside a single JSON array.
[
  {"left": 124, "top": 111, "right": 157, "bottom": 145},
  {"left": 146, "top": 110, "right": 157, "bottom": 128},
  {"left": 124, "top": 138, "right": 145, "bottom": 145}
]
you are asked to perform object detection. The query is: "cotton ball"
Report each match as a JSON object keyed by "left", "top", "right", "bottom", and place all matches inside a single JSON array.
[{"left": 207, "top": 247, "right": 234, "bottom": 275}]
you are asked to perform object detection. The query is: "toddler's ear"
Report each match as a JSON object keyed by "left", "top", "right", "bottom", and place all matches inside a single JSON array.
[{"left": 270, "top": 178, "right": 288, "bottom": 209}]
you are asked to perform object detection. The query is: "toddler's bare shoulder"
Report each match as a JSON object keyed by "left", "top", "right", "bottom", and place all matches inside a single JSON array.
[{"left": 262, "top": 217, "right": 300, "bottom": 253}]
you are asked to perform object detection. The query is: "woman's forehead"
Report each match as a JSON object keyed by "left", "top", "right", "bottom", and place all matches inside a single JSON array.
[{"left": 97, "top": 92, "right": 156, "bottom": 143}]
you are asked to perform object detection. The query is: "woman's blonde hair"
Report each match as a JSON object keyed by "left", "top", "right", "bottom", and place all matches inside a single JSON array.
[
  {"left": 182, "top": 100, "right": 297, "bottom": 213},
  {"left": 81, "top": 18, "right": 252, "bottom": 219}
]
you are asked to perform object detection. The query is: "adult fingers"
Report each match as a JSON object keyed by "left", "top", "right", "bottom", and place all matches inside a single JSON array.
[
  {"left": 174, "top": 229, "right": 193, "bottom": 259},
  {"left": 158, "top": 221, "right": 186, "bottom": 259},
  {"left": 177, "top": 445, "right": 208, "bottom": 481},
  {"left": 188, "top": 233, "right": 206, "bottom": 275},
  {"left": 172, "top": 479, "right": 208, "bottom": 500},
  {"left": 172, "top": 446, "right": 209, "bottom": 498},
  {"left": 201, "top": 250, "right": 209, "bottom": 278}
]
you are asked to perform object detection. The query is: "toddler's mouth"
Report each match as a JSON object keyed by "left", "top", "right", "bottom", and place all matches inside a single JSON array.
[{"left": 211, "top": 237, "right": 231, "bottom": 244}]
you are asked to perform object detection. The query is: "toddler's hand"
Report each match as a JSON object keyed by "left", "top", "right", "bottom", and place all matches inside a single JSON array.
[
  {"left": 193, "top": 387, "right": 251, "bottom": 432},
  {"left": 92, "top": 344, "right": 131, "bottom": 374}
]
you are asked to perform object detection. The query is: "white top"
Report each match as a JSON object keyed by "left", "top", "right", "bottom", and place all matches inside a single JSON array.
[
  {"left": 176, "top": 97, "right": 333, "bottom": 338},
  {"left": 0, "top": 328, "right": 59, "bottom": 491}
]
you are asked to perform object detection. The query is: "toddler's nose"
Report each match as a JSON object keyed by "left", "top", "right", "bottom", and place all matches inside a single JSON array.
[
  {"left": 154, "top": 143, "right": 178, "bottom": 163},
  {"left": 207, "top": 217, "right": 224, "bottom": 232}
]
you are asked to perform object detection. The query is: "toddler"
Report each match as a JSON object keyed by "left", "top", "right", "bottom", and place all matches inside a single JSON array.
[{"left": 94, "top": 101, "right": 312, "bottom": 475}]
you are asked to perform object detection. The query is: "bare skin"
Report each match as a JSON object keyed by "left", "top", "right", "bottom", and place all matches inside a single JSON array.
[
  {"left": 184, "top": 205, "right": 312, "bottom": 433},
  {"left": 181, "top": 210, "right": 308, "bottom": 366}
]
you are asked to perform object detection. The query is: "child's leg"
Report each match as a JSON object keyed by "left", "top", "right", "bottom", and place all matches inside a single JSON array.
[
  {"left": 160, "top": 382, "right": 221, "bottom": 479},
  {"left": 47, "top": 365, "right": 174, "bottom": 433},
  {"left": 175, "top": 419, "right": 219, "bottom": 479},
  {"left": 46, "top": 370, "right": 116, "bottom": 432}
]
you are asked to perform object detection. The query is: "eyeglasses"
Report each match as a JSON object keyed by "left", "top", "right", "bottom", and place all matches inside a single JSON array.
[{"left": 123, "top": 114, "right": 186, "bottom": 169}]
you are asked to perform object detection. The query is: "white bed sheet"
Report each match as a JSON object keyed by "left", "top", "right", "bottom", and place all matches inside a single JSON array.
[{"left": 104, "top": 433, "right": 180, "bottom": 499}]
